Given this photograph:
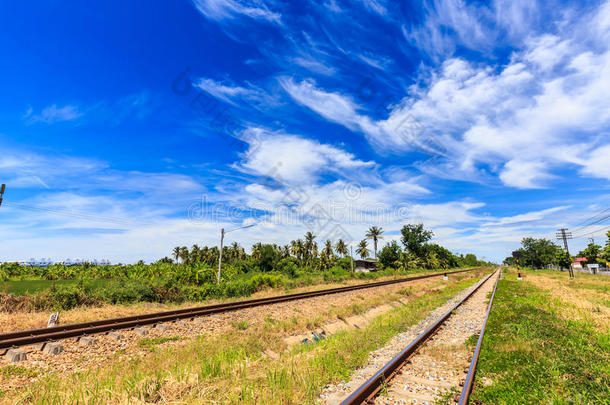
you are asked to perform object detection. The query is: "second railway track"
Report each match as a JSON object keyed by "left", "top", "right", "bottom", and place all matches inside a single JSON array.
[
  {"left": 0, "top": 268, "right": 483, "bottom": 352},
  {"left": 332, "top": 268, "right": 500, "bottom": 405}
]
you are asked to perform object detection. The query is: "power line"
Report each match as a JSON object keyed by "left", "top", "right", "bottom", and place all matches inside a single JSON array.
[
  {"left": 572, "top": 225, "right": 610, "bottom": 239},
  {"left": 572, "top": 207, "right": 610, "bottom": 227},
  {"left": 2, "top": 201, "right": 153, "bottom": 226},
  {"left": 571, "top": 214, "right": 610, "bottom": 233}
]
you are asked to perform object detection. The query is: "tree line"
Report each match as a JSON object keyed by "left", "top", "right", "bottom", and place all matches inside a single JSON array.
[
  {"left": 503, "top": 231, "right": 610, "bottom": 269},
  {"left": 167, "top": 223, "right": 489, "bottom": 273}
]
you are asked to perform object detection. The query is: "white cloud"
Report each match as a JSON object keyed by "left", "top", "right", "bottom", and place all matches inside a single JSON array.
[
  {"left": 238, "top": 128, "right": 375, "bottom": 184},
  {"left": 25, "top": 104, "right": 83, "bottom": 124},
  {"left": 283, "top": 1, "right": 610, "bottom": 189},
  {"left": 483, "top": 206, "right": 570, "bottom": 226},
  {"left": 499, "top": 160, "right": 553, "bottom": 189},
  {"left": 403, "top": 0, "right": 494, "bottom": 59},
  {"left": 278, "top": 77, "right": 383, "bottom": 138},
  {"left": 580, "top": 144, "right": 610, "bottom": 180},
  {"left": 192, "top": 0, "right": 281, "bottom": 24}
]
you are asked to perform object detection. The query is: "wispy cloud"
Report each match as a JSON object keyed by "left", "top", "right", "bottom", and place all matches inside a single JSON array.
[
  {"left": 192, "top": 0, "right": 281, "bottom": 24},
  {"left": 280, "top": 1, "right": 610, "bottom": 189},
  {"left": 24, "top": 104, "right": 83, "bottom": 124}
]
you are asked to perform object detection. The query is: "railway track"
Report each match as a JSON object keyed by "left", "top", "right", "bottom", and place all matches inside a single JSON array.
[
  {"left": 0, "top": 268, "right": 483, "bottom": 352},
  {"left": 338, "top": 268, "right": 500, "bottom": 405}
]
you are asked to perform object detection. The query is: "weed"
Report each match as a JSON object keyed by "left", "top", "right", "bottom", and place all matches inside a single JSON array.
[
  {"left": 231, "top": 320, "right": 249, "bottom": 330},
  {"left": 0, "top": 366, "right": 38, "bottom": 379},
  {"left": 138, "top": 336, "right": 183, "bottom": 350}
]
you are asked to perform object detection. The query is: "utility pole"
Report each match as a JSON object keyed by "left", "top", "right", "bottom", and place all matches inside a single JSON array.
[
  {"left": 217, "top": 223, "right": 256, "bottom": 284},
  {"left": 217, "top": 228, "right": 225, "bottom": 284},
  {"left": 0, "top": 184, "right": 5, "bottom": 207},
  {"left": 350, "top": 246, "right": 354, "bottom": 273},
  {"left": 556, "top": 228, "right": 574, "bottom": 279}
]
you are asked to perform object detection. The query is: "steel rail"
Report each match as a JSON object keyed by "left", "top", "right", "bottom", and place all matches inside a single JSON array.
[
  {"left": 457, "top": 268, "right": 500, "bottom": 404},
  {"left": 0, "top": 268, "right": 484, "bottom": 351},
  {"left": 340, "top": 269, "right": 499, "bottom": 405}
]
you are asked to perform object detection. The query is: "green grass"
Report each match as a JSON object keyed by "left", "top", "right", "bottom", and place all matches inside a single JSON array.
[
  {"left": 231, "top": 320, "right": 250, "bottom": 330},
  {"left": 0, "top": 366, "right": 38, "bottom": 379},
  {"left": 1, "top": 278, "right": 112, "bottom": 296},
  {"left": 471, "top": 273, "right": 610, "bottom": 404},
  {"left": 137, "top": 336, "right": 183, "bottom": 350}
]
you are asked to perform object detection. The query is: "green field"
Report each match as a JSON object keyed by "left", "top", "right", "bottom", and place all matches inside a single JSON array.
[{"left": 1, "top": 278, "right": 113, "bottom": 296}]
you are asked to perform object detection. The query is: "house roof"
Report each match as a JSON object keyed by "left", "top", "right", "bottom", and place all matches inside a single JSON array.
[{"left": 573, "top": 257, "right": 588, "bottom": 262}]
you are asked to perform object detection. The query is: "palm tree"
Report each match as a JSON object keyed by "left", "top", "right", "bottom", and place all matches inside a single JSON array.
[
  {"left": 251, "top": 242, "right": 263, "bottom": 260},
  {"left": 356, "top": 239, "right": 370, "bottom": 259},
  {"left": 366, "top": 226, "right": 384, "bottom": 259},
  {"left": 172, "top": 247, "right": 181, "bottom": 263},
  {"left": 291, "top": 239, "right": 305, "bottom": 264},
  {"left": 304, "top": 232, "right": 316, "bottom": 265},
  {"left": 191, "top": 244, "right": 201, "bottom": 264},
  {"left": 179, "top": 246, "right": 189, "bottom": 265},
  {"left": 335, "top": 239, "right": 348, "bottom": 257}
]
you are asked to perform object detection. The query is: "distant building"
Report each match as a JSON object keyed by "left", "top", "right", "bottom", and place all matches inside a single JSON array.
[
  {"left": 25, "top": 258, "right": 54, "bottom": 267},
  {"left": 354, "top": 259, "right": 378, "bottom": 272},
  {"left": 572, "top": 257, "right": 587, "bottom": 270}
]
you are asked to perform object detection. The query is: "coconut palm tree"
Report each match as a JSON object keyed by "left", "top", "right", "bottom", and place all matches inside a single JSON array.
[
  {"left": 172, "top": 247, "right": 181, "bottom": 263},
  {"left": 366, "top": 226, "right": 384, "bottom": 260},
  {"left": 179, "top": 246, "right": 189, "bottom": 265},
  {"left": 356, "top": 239, "right": 370, "bottom": 259},
  {"left": 291, "top": 239, "right": 306, "bottom": 264},
  {"left": 335, "top": 239, "right": 348, "bottom": 257},
  {"left": 304, "top": 232, "right": 316, "bottom": 265},
  {"left": 191, "top": 244, "right": 201, "bottom": 264},
  {"left": 251, "top": 242, "right": 263, "bottom": 260}
]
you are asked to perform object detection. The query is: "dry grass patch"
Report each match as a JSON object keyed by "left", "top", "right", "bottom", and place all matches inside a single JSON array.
[{"left": 525, "top": 272, "right": 610, "bottom": 332}]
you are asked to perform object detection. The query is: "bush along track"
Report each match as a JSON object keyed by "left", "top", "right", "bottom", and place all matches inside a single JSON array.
[{"left": 470, "top": 270, "right": 610, "bottom": 404}]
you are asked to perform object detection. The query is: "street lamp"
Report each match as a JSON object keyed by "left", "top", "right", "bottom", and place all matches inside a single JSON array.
[{"left": 217, "top": 223, "right": 256, "bottom": 284}]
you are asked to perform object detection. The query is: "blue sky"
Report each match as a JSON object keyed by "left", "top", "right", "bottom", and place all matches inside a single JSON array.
[{"left": 1, "top": 0, "right": 609, "bottom": 263}]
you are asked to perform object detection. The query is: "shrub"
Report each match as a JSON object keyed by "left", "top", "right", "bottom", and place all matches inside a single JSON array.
[
  {"left": 275, "top": 258, "right": 299, "bottom": 277},
  {"left": 93, "top": 279, "right": 156, "bottom": 304}
]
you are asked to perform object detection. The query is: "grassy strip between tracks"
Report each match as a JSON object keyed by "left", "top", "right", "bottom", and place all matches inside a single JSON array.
[
  {"left": 470, "top": 269, "right": 610, "bottom": 404},
  {"left": 4, "top": 271, "right": 487, "bottom": 404}
]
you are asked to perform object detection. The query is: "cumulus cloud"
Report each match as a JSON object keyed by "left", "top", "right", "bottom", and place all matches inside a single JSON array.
[{"left": 237, "top": 128, "right": 375, "bottom": 184}]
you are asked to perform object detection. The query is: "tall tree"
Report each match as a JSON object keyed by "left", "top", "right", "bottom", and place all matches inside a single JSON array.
[
  {"left": 335, "top": 239, "right": 348, "bottom": 257},
  {"left": 179, "top": 246, "right": 189, "bottom": 265},
  {"left": 172, "top": 247, "right": 181, "bottom": 263},
  {"left": 378, "top": 240, "right": 402, "bottom": 268},
  {"left": 401, "top": 224, "right": 434, "bottom": 258},
  {"left": 304, "top": 232, "right": 316, "bottom": 265},
  {"left": 578, "top": 242, "right": 602, "bottom": 264},
  {"left": 356, "top": 239, "right": 370, "bottom": 259},
  {"left": 555, "top": 248, "right": 572, "bottom": 270},
  {"left": 190, "top": 244, "right": 201, "bottom": 264},
  {"left": 366, "top": 226, "right": 384, "bottom": 259}
]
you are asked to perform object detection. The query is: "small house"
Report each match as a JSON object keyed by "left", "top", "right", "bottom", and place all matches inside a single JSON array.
[
  {"left": 354, "top": 259, "right": 378, "bottom": 272},
  {"left": 572, "top": 257, "right": 587, "bottom": 270}
]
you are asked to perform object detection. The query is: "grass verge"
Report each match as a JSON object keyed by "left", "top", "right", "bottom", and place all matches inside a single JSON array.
[{"left": 471, "top": 270, "right": 610, "bottom": 404}]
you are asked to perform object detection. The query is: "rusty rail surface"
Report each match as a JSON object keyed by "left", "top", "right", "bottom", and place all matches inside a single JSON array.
[
  {"left": 457, "top": 268, "right": 500, "bottom": 404},
  {"left": 340, "top": 269, "right": 499, "bottom": 405},
  {"left": 0, "top": 268, "right": 485, "bottom": 351}
]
